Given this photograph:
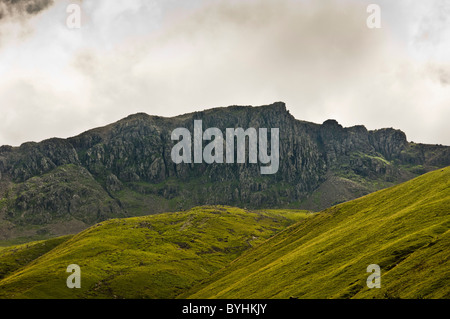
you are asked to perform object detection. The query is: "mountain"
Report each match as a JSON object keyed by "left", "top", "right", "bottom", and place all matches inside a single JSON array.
[
  {"left": 181, "top": 166, "right": 450, "bottom": 299},
  {"left": 0, "top": 207, "right": 309, "bottom": 298},
  {"left": 0, "top": 167, "right": 447, "bottom": 299},
  {"left": 0, "top": 102, "right": 449, "bottom": 242}
]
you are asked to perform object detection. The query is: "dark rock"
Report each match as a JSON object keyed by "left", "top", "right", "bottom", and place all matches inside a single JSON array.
[{"left": 0, "top": 102, "right": 448, "bottom": 240}]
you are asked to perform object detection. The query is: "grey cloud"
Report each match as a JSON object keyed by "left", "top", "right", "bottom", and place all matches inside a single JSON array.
[
  {"left": 427, "top": 64, "right": 450, "bottom": 86},
  {"left": 0, "top": 0, "right": 54, "bottom": 19},
  {"left": 438, "top": 69, "right": 450, "bottom": 85},
  {"left": 0, "top": 0, "right": 449, "bottom": 146}
]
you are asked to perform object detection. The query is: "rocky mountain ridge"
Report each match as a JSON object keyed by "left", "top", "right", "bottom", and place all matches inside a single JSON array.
[{"left": 0, "top": 102, "right": 448, "bottom": 241}]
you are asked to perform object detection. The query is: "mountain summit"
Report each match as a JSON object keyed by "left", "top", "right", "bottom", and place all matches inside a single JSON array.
[{"left": 0, "top": 102, "right": 449, "bottom": 241}]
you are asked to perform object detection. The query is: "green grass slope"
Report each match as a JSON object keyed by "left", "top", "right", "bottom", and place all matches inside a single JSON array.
[
  {"left": 0, "top": 235, "right": 72, "bottom": 281},
  {"left": 0, "top": 206, "right": 309, "bottom": 299},
  {"left": 182, "top": 167, "right": 450, "bottom": 299}
]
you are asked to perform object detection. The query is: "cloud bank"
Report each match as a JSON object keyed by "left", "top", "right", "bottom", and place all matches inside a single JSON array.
[{"left": 0, "top": 0, "right": 449, "bottom": 146}]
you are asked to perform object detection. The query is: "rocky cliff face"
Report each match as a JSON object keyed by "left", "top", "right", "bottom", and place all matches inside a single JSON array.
[{"left": 0, "top": 102, "right": 448, "bottom": 241}]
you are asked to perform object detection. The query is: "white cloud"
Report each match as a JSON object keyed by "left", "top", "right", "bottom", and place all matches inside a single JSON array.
[{"left": 0, "top": 0, "right": 449, "bottom": 146}]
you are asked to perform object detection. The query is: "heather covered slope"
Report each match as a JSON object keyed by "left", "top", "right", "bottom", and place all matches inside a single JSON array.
[
  {"left": 1, "top": 102, "right": 449, "bottom": 242},
  {"left": 182, "top": 167, "right": 450, "bottom": 299},
  {"left": 0, "top": 206, "right": 309, "bottom": 299}
]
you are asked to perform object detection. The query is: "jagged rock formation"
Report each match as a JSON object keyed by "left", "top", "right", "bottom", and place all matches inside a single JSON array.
[{"left": 0, "top": 102, "right": 449, "bottom": 241}]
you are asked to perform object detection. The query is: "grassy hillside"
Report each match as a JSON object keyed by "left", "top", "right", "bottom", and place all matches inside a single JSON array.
[
  {"left": 0, "top": 235, "right": 72, "bottom": 281},
  {"left": 0, "top": 206, "right": 309, "bottom": 299},
  {"left": 182, "top": 167, "right": 450, "bottom": 299}
]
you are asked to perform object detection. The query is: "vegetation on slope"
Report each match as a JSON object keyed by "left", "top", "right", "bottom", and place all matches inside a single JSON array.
[
  {"left": 0, "top": 164, "right": 125, "bottom": 244},
  {"left": 0, "top": 206, "right": 309, "bottom": 299},
  {"left": 0, "top": 235, "right": 72, "bottom": 281},
  {"left": 1, "top": 167, "right": 447, "bottom": 300},
  {"left": 182, "top": 167, "right": 450, "bottom": 299}
]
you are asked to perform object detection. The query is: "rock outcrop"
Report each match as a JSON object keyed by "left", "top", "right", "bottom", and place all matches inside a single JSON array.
[{"left": 0, "top": 102, "right": 448, "bottom": 240}]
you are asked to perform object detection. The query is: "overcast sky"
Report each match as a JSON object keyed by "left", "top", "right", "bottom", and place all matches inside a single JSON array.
[{"left": 0, "top": 0, "right": 449, "bottom": 146}]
